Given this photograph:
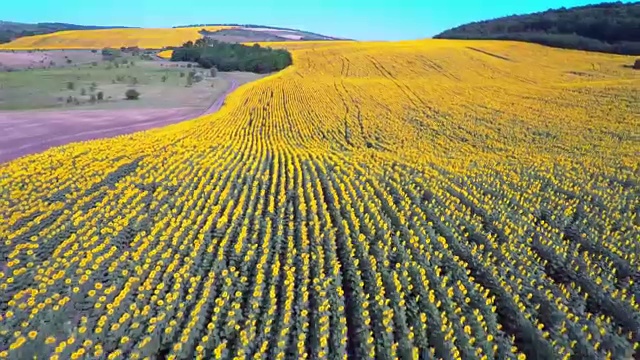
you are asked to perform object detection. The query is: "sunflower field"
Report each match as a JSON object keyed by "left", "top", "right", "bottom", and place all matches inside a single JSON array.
[{"left": 0, "top": 39, "right": 639, "bottom": 359}]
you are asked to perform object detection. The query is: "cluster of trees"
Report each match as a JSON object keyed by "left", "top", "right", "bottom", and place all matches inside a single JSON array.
[
  {"left": 170, "top": 39, "right": 292, "bottom": 73},
  {"left": 435, "top": 2, "right": 640, "bottom": 55}
]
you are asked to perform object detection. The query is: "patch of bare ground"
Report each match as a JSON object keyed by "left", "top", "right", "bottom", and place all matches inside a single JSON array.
[
  {"left": 0, "top": 71, "right": 263, "bottom": 163},
  {"left": 0, "top": 50, "right": 103, "bottom": 71}
]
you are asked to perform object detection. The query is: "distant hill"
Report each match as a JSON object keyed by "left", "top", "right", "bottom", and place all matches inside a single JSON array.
[
  {"left": 175, "top": 24, "right": 344, "bottom": 41},
  {"left": 0, "top": 21, "right": 131, "bottom": 44},
  {"left": 0, "top": 22, "right": 342, "bottom": 49},
  {"left": 434, "top": 1, "right": 640, "bottom": 55}
]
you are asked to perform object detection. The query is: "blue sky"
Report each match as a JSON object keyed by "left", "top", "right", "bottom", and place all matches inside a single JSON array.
[{"left": 2, "top": 0, "right": 620, "bottom": 40}]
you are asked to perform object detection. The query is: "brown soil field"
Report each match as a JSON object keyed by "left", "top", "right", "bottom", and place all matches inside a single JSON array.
[
  {"left": 0, "top": 50, "right": 102, "bottom": 70},
  {"left": 0, "top": 77, "right": 243, "bottom": 163}
]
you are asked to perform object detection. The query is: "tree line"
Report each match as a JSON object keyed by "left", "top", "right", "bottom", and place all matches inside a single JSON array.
[
  {"left": 170, "top": 39, "right": 292, "bottom": 73},
  {"left": 435, "top": 1, "right": 640, "bottom": 55}
]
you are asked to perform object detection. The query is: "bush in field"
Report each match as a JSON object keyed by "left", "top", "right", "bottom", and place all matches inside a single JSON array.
[
  {"left": 125, "top": 89, "right": 140, "bottom": 100},
  {"left": 67, "top": 81, "right": 75, "bottom": 90},
  {"left": 97, "top": 91, "right": 104, "bottom": 101},
  {"left": 102, "top": 47, "right": 121, "bottom": 60}
]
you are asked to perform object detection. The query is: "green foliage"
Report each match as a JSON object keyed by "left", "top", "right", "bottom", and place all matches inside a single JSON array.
[
  {"left": 101, "top": 48, "right": 122, "bottom": 59},
  {"left": 435, "top": 2, "right": 640, "bottom": 55},
  {"left": 171, "top": 40, "right": 292, "bottom": 73},
  {"left": 66, "top": 81, "right": 75, "bottom": 90},
  {"left": 97, "top": 91, "right": 104, "bottom": 101},
  {"left": 125, "top": 89, "right": 140, "bottom": 100}
]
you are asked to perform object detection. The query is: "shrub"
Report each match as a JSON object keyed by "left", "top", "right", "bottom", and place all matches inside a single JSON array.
[
  {"left": 89, "top": 94, "right": 97, "bottom": 103},
  {"left": 180, "top": 72, "right": 185, "bottom": 78},
  {"left": 102, "top": 48, "right": 121, "bottom": 59},
  {"left": 66, "top": 59, "right": 72, "bottom": 64},
  {"left": 161, "top": 75, "right": 168, "bottom": 82},
  {"left": 67, "top": 82, "right": 75, "bottom": 90},
  {"left": 81, "top": 88, "right": 87, "bottom": 96},
  {"left": 97, "top": 91, "right": 104, "bottom": 101},
  {"left": 125, "top": 89, "right": 140, "bottom": 100}
]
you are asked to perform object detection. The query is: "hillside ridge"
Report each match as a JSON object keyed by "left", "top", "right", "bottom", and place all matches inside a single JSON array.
[
  {"left": 435, "top": 1, "right": 640, "bottom": 55},
  {"left": 0, "top": 21, "right": 132, "bottom": 44}
]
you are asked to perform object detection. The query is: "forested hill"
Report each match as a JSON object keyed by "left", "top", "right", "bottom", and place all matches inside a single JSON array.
[
  {"left": 434, "top": 1, "right": 640, "bottom": 55},
  {"left": 0, "top": 21, "right": 131, "bottom": 44}
]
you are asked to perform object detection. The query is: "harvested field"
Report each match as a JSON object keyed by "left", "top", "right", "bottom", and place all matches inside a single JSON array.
[
  {"left": 0, "top": 50, "right": 102, "bottom": 70},
  {"left": 0, "top": 71, "right": 263, "bottom": 163}
]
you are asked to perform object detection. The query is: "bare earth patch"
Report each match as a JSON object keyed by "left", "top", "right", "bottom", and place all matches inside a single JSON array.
[
  {"left": 0, "top": 78, "right": 242, "bottom": 163},
  {"left": 0, "top": 50, "right": 102, "bottom": 70}
]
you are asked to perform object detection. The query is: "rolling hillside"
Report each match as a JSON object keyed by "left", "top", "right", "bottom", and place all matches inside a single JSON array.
[
  {"left": 0, "top": 26, "right": 235, "bottom": 50},
  {"left": 1, "top": 39, "right": 638, "bottom": 359},
  {"left": 0, "top": 21, "right": 128, "bottom": 44},
  {"left": 0, "top": 24, "right": 340, "bottom": 51},
  {"left": 435, "top": 1, "right": 640, "bottom": 55}
]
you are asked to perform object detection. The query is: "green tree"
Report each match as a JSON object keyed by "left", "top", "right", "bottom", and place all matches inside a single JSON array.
[{"left": 125, "top": 89, "right": 140, "bottom": 100}]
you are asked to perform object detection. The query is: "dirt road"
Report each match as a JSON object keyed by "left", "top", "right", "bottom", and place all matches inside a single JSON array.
[{"left": 0, "top": 79, "right": 240, "bottom": 164}]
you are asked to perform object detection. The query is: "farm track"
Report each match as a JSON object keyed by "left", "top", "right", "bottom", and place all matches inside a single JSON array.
[{"left": 0, "top": 40, "right": 639, "bottom": 359}]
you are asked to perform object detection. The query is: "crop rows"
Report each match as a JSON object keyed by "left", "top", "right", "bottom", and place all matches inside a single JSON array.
[{"left": 1, "top": 40, "right": 638, "bottom": 359}]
